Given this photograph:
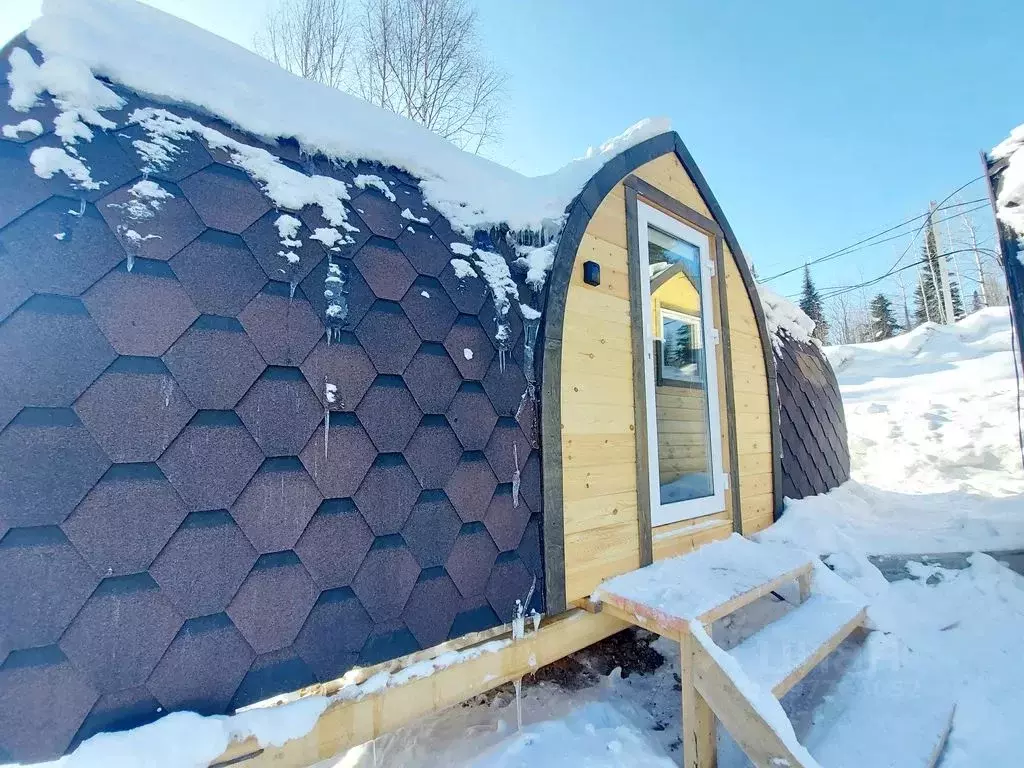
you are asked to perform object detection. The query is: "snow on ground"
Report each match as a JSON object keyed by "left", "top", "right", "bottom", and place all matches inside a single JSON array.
[{"left": 810, "top": 307, "right": 1024, "bottom": 554}]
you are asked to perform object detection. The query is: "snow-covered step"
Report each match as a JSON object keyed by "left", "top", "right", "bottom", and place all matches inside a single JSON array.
[
  {"left": 728, "top": 593, "right": 867, "bottom": 697},
  {"left": 803, "top": 643, "right": 956, "bottom": 768},
  {"left": 593, "top": 533, "right": 814, "bottom": 634}
]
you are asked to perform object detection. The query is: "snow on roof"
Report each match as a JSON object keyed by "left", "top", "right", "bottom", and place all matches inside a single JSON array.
[
  {"left": 992, "top": 123, "right": 1024, "bottom": 240},
  {"left": 18, "top": 0, "right": 669, "bottom": 237},
  {"left": 757, "top": 282, "right": 818, "bottom": 350}
]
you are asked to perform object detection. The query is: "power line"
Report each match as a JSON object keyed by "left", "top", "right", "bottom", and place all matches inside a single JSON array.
[
  {"left": 840, "top": 176, "right": 995, "bottom": 307},
  {"left": 761, "top": 181, "right": 986, "bottom": 283},
  {"left": 815, "top": 247, "right": 993, "bottom": 302},
  {"left": 797, "top": 202, "right": 988, "bottom": 272},
  {"left": 784, "top": 225, "right": 994, "bottom": 301}
]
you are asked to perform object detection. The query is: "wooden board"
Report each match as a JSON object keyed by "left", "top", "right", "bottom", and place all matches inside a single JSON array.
[
  {"left": 652, "top": 516, "right": 732, "bottom": 561},
  {"left": 210, "top": 610, "right": 630, "bottom": 768},
  {"left": 559, "top": 149, "right": 774, "bottom": 602},
  {"left": 691, "top": 628, "right": 812, "bottom": 768}
]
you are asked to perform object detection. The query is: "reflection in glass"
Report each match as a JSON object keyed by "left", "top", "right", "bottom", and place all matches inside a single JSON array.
[{"left": 648, "top": 225, "right": 715, "bottom": 505}]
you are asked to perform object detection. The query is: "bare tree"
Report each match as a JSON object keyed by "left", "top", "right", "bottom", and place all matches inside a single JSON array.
[
  {"left": 255, "top": 0, "right": 352, "bottom": 89},
  {"left": 894, "top": 270, "right": 913, "bottom": 331},
  {"left": 827, "top": 293, "right": 855, "bottom": 345},
  {"left": 960, "top": 209, "right": 992, "bottom": 308},
  {"left": 353, "top": 0, "right": 507, "bottom": 152}
]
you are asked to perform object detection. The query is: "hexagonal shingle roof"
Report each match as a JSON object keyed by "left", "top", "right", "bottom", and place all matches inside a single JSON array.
[{"left": 0, "top": 37, "right": 540, "bottom": 761}]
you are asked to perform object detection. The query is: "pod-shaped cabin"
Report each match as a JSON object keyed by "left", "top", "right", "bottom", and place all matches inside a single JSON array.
[{"left": 0, "top": 3, "right": 848, "bottom": 762}]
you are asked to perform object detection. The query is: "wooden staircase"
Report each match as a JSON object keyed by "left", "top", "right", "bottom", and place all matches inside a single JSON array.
[{"left": 590, "top": 534, "right": 955, "bottom": 768}]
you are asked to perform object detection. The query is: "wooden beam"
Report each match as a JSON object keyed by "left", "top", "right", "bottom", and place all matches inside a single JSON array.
[
  {"left": 691, "top": 634, "right": 811, "bottom": 768},
  {"left": 680, "top": 627, "right": 716, "bottom": 768},
  {"left": 594, "top": 561, "right": 812, "bottom": 637},
  {"left": 302, "top": 621, "right": 513, "bottom": 697},
  {"left": 797, "top": 571, "right": 813, "bottom": 604},
  {"left": 772, "top": 607, "right": 866, "bottom": 699},
  {"left": 210, "top": 610, "right": 629, "bottom": 768},
  {"left": 572, "top": 598, "right": 603, "bottom": 614}
]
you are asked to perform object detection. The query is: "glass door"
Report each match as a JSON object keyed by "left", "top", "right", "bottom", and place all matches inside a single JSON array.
[{"left": 636, "top": 202, "right": 726, "bottom": 525}]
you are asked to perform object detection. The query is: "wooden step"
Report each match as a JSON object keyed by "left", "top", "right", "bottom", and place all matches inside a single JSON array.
[
  {"left": 592, "top": 533, "right": 814, "bottom": 635},
  {"left": 802, "top": 637, "right": 956, "bottom": 768},
  {"left": 728, "top": 593, "right": 867, "bottom": 698}
]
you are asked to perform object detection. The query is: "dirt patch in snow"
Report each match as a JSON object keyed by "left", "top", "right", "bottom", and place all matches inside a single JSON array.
[{"left": 532, "top": 628, "right": 666, "bottom": 690}]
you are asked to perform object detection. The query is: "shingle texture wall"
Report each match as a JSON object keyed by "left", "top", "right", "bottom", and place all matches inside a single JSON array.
[
  {"left": 774, "top": 333, "right": 851, "bottom": 500},
  {"left": 0, "top": 40, "right": 542, "bottom": 762}
]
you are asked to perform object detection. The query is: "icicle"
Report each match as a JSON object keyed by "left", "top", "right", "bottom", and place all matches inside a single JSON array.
[
  {"left": 323, "top": 378, "right": 336, "bottom": 462},
  {"left": 530, "top": 610, "right": 541, "bottom": 634},
  {"left": 512, "top": 393, "right": 528, "bottom": 423},
  {"left": 324, "top": 257, "right": 348, "bottom": 340},
  {"left": 289, "top": 280, "right": 297, "bottom": 300},
  {"left": 160, "top": 376, "right": 174, "bottom": 407},
  {"left": 323, "top": 408, "right": 330, "bottom": 461},
  {"left": 126, "top": 250, "right": 135, "bottom": 272},
  {"left": 511, "top": 443, "right": 521, "bottom": 509},
  {"left": 371, "top": 737, "right": 377, "bottom": 767},
  {"left": 513, "top": 678, "right": 523, "bottom": 732},
  {"left": 512, "top": 599, "right": 525, "bottom": 640},
  {"left": 498, "top": 346, "right": 507, "bottom": 374},
  {"left": 522, "top": 316, "right": 539, "bottom": 389}
]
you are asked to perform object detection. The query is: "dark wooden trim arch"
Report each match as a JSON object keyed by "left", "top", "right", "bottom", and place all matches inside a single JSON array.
[{"left": 539, "top": 132, "right": 783, "bottom": 613}]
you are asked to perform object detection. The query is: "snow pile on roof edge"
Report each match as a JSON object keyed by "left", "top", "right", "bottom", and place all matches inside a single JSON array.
[
  {"left": 757, "top": 282, "right": 818, "bottom": 350},
  {"left": 23, "top": 0, "right": 669, "bottom": 236},
  {"left": 991, "top": 123, "right": 1024, "bottom": 240}
]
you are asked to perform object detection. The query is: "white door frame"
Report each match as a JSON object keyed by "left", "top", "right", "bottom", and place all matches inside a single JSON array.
[{"left": 636, "top": 201, "right": 727, "bottom": 526}]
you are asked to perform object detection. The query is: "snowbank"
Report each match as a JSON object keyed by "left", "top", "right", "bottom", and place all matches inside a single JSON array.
[
  {"left": 991, "top": 123, "right": 1024, "bottom": 240},
  {"left": 24, "top": 697, "right": 328, "bottom": 768},
  {"left": 757, "top": 282, "right": 818, "bottom": 350},
  {"left": 17, "top": 0, "right": 669, "bottom": 237},
  {"left": 809, "top": 307, "right": 1024, "bottom": 552}
]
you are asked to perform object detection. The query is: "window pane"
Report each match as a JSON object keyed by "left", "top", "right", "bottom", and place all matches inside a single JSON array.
[{"left": 649, "top": 225, "right": 715, "bottom": 505}]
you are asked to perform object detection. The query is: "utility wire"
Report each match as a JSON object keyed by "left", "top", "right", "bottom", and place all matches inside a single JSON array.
[
  {"left": 791, "top": 203, "right": 989, "bottom": 273},
  {"left": 796, "top": 177, "right": 993, "bottom": 305},
  {"left": 813, "top": 248, "right": 993, "bottom": 302},
  {"left": 761, "top": 181, "right": 986, "bottom": 283},
  {"left": 786, "top": 217, "right": 995, "bottom": 301}
]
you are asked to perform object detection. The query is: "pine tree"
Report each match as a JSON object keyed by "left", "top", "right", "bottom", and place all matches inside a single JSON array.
[
  {"left": 913, "top": 221, "right": 965, "bottom": 324},
  {"left": 869, "top": 293, "right": 900, "bottom": 340},
  {"left": 799, "top": 265, "right": 829, "bottom": 343},
  {"left": 972, "top": 290, "right": 983, "bottom": 313}
]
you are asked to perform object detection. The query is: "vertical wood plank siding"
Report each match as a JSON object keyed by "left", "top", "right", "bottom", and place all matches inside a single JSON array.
[{"left": 551, "top": 150, "right": 774, "bottom": 603}]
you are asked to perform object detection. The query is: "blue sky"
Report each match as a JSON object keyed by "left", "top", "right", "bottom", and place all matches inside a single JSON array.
[{"left": 4, "top": 0, "right": 1021, "bottom": 302}]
